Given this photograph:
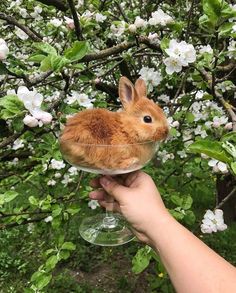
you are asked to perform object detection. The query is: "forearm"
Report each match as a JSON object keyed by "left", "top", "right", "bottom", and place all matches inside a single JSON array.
[{"left": 147, "top": 213, "right": 236, "bottom": 293}]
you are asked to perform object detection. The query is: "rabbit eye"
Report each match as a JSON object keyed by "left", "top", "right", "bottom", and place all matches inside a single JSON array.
[{"left": 143, "top": 116, "right": 152, "bottom": 123}]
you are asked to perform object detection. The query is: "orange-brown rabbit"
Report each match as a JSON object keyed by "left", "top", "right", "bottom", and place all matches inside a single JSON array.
[{"left": 59, "top": 76, "right": 169, "bottom": 172}]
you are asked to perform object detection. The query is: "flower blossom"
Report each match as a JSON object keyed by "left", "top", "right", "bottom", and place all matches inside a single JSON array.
[
  {"left": 50, "top": 159, "right": 66, "bottom": 170},
  {"left": 95, "top": 13, "right": 107, "bottom": 23},
  {"left": 15, "top": 27, "right": 29, "bottom": 40},
  {"left": 16, "top": 86, "right": 52, "bottom": 127},
  {"left": 208, "top": 159, "right": 228, "bottom": 174},
  {"left": 139, "top": 67, "right": 162, "bottom": 91},
  {"left": 88, "top": 200, "right": 100, "bottom": 210},
  {"left": 65, "top": 91, "right": 93, "bottom": 108},
  {"left": 134, "top": 16, "right": 147, "bottom": 28},
  {"left": 148, "top": 9, "right": 173, "bottom": 26},
  {"left": 0, "top": 38, "right": 9, "bottom": 60},
  {"left": 64, "top": 16, "right": 75, "bottom": 29},
  {"left": 164, "top": 39, "right": 196, "bottom": 74},
  {"left": 50, "top": 18, "right": 63, "bottom": 27},
  {"left": 110, "top": 21, "right": 126, "bottom": 38},
  {"left": 12, "top": 139, "right": 24, "bottom": 150},
  {"left": 201, "top": 209, "right": 227, "bottom": 234},
  {"left": 44, "top": 215, "right": 53, "bottom": 223}
]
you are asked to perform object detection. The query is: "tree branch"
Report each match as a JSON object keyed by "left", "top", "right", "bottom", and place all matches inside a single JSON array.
[
  {"left": 67, "top": 0, "right": 83, "bottom": 40},
  {"left": 0, "top": 13, "right": 42, "bottom": 42},
  {"left": 36, "top": 0, "right": 68, "bottom": 12}
]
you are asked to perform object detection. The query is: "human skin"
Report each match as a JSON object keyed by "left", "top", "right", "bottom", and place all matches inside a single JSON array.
[{"left": 89, "top": 171, "right": 236, "bottom": 293}]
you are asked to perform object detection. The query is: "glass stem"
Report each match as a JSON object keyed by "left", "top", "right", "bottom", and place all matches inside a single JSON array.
[{"left": 103, "top": 194, "right": 117, "bottom": 229}]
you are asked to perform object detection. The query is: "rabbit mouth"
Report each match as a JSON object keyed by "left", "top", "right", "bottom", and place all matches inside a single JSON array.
[{"left": 154, "top": 127, "right": 169, "bottom": 141}]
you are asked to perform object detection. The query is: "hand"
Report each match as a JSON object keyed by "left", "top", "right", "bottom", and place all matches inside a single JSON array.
[{"left": 89, "top": 171, "right": 170, "bottom": 245}]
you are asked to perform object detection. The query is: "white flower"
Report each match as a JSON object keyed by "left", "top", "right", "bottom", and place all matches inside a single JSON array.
[
  {"left": 47, "top": 179, "right": 56, "bottom": 186},
  {"left": 88, "top": 200, "right": 99, "bottom": 210},
  {"left": 134, "top": 16, "right": 147, "bottom": 28},
  {"left": 50, "top": 159, "right": 65, "bottom": 170},
  {"left": 12, "top": 139, "right": 24, "bottom": 150},
  {"left": 201, "top": 209, "right": 227, "bottom": 234},
  {"left": 68, "top": 166, "right": 78, "bottom": 176},
  {"left": 199, "top": 44, "right": 213, "bottom": 54},
  {"left": 65, "top": 91, "right": 93, "bottom": 108},
  {"left": 158, "top": 94, "right": 170, "bottom": 103},
  {"left": 44, "top": 215, "right": 53, "bottom": 223},
  {"left": 62, "top": 174, "right": 73, "bottom": 186},
  {"left": 50, "top": 18, "right": 63, "bottom": 27},
  {"left": 148, "top": 32, "right": 159, "bottom": 44},
  {"left": 208, "top": 159, "right": 228, "bottom": 174},
  {"left": 64, "top": 16, "right": 75, "bottom": 29},
  {"left": 95, "top": 13, "right": 107, "bottom": 22},
  {"left": 164, "top": 56, "right": 183, "bottom": 74},
  {"left": 110, "top": 21, "right": 126, "bottom": 37},
  {"left": 31, "top": 109, "right": 53, "bottom": 125},
  {"left": 232, "top": 23, "right": 236, "bottom": 32},
  {"left": 194, "top": 125, "right": 207, "bottom": 138},
  {"left": 212, "top": 116, "right": 228, "bottom": 128},
  {"left": 227, "top": 39, "right": 236, "bottom": 58},
  {"left": 54, "top": 172, "right": 62, "bottom": 178},
  {"left": 0, "top": 38, "right": 9, "bottom": 60},
  {"left": 17, "top": 86, "right": 43, "bottom": 111},
  {"left": 139, "top": 67, "right": 162, "bottom": 91},
  {"left": 164, "top": 39, "right": 196, "bottom": 74},
  {"left": 128, "top": 24, "right": 137, "bottom": 33},
  {"left": 23, "top": 115, "right": 39, "bottom": 127},
  {"left": 19, "top": 8, "right": 28, "bottom": 18},
  {"left": 15, "top": 27, "right": 29, "bottom": 40},
  {"left": 148, "top": 9, "right": 173, "bottom": 26},
  {"left": 172, "top": 121, "right": 180, "bottom": 128}
]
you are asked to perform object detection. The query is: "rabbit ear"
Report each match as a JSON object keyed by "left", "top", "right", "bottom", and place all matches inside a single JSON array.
[
  {"left": 119, "top": 76, "right": 139, "bottom": 109},
  {"left": 134, "top": 78, "right": 146, "bottom": 97}
]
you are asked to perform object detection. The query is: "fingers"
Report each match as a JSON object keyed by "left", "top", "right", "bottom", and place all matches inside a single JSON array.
[
  {"left": 89, "top": 189, "right": 106, "bottom": 201},
  {"left": 98, "top": 200, "right": 121, "bottom": 213},
  {"left": 90, "top": 177, "right": 101, "bottom": 188},
  {"left": 99, "top": 176, "right": 129, "bottom": 202}
]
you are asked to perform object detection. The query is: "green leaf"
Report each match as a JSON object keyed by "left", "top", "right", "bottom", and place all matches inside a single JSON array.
[
  {"left": 1, "top": 191, "right": 18, "bottom": 203},
  {"left": 132, "top": 246, "right": 152, "bottom": 274},
  {"left": 59, "top": 250, "right": 70, "bottom": 260},
  {"left": 39, "top": 55, "right": 52, "bottom": 72},
  {"left": 35, "top": 273, "right": 52, "bottom": 290},
  {"left": 29, "top": 196, "right": 38, "bottom": 206},
  {"left": 61, "top": 242, "right": 76, "bottom": 250},
  {"left": 0, "top": 61, "right": 9, "bottom": 75},
  {"left": 181, "top": 196, "right": 193, "bottom": 210},
  {"left": 28, "top": 54, "right": 46, "bottom": 63},
  {"left": 170, "top": 194, "right": 182, "bottom": 206},
  {"left": 185, "top": 112, "right": 195, "bottom": 123},
  {"left": 188, "top": 140, "right": 232, "bottom": 163},
  {"left": 64, "top": 41, "right": 89, "bottom": 62},
  {"left": 219, "top": 22, "right": 235, "bottom": 37},
  {"left": 52, "top": 207, "right": 62, "bottom": 217},
  {"left": 160, "top": 37, "right": 170, "bottom": 52},
  {"left": 0, "top": 95, "right": 24, "bottom": 118},
  {"left": 202, "top": 0, "right": 222, "bottom": 18},
  {"left": 33, "top": 42, "right": 57, "bottom": 55},
  {"left": 4, "top": 191, "right": 18, "bottom": 202},
  {"left": 45, "top": 255, "right": 58, "bottom": 270},
  {"left": 50, "top": 55, "right": 69, "bottom": 71},
  {"left": 184, "top": 210, "right": 196, "bottom": 225},
  {"left": 221, "top": 132, "right": 236, "bottom": 143},
  {"left": 231, "top": 162, "right": 236, "bottom": 175}
]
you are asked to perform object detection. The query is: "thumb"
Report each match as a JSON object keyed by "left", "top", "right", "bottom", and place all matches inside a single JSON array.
[{"left": 99, "top": 176, "right": 128, "bottom": 202}]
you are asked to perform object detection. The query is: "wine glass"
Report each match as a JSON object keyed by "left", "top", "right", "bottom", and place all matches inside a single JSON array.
[{"left": 59, "top": 140, "right": 159, "bottom": 246}]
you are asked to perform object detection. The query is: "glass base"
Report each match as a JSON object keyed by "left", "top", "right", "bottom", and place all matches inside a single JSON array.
[{"left": 79, "top": 213, "right": 135, "bottom": 246}]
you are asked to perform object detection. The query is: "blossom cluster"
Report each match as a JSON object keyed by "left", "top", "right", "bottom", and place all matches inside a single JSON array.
[
  {"left": 139, "top": 67, "right": 162, "bottom": 91},
  {"left": 201, "top": 209, "right": 227, "bottom": 234},
  {"left": 10, "top": 86, "right": 53, "bottom": 127},
  {"left": 164, "top": 39, "right": 196, "bottom": 74}
]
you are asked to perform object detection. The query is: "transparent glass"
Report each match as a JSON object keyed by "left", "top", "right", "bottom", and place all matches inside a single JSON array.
[{"left": 59, "top": 140, "right": 159, "bottom": 246}]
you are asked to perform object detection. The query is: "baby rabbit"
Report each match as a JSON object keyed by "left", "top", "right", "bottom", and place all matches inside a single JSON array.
[{"left": 59, "top": 76, "right": 169, "bottom": 172}]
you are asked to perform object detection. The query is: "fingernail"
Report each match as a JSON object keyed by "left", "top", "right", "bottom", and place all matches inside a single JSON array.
[{"left": 100, "top": 176, "right": 111, "bottom": 187}]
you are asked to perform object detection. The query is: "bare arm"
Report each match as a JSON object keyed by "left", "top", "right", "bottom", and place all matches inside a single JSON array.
[{"left": 90, "top": 171, "right": 236, "bottom": 293}]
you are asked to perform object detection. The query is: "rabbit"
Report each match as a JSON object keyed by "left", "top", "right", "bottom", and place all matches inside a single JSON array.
[{"left": 59, "top": 76, "right": 169, "bottom": 172}]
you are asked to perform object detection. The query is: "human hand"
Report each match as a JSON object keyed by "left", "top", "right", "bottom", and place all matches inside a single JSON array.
[{"left": 89, "top": 171, "right": 170, "bottom": 245}]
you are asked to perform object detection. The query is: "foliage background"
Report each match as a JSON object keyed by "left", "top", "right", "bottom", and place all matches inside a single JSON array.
[{"left": 0, "top": 0, "right": 236, "bottom": 292}]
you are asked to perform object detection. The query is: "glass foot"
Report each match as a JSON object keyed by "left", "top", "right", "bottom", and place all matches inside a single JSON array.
[{"left": 79, "top": 213, "right": 135, "bottom": 246}]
